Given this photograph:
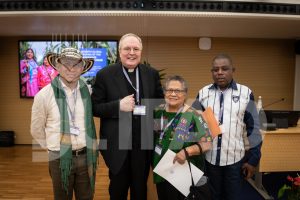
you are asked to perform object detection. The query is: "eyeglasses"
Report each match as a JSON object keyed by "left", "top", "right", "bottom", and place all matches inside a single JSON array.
[
  {"left": 164, "top": 89, "right": 186, "bottom": 95},
  {"left": 121, "top": 47, "right": 141, "bottom": 53}
]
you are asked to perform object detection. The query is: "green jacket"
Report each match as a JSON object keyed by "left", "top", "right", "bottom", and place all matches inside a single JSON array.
[{"left": 153, "top": 104, "right": 210, "bottom": 183}]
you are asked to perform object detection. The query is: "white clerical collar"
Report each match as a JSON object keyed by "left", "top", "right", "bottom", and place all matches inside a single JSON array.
[{"left": 123, "top": 65, "right": 137, "bottom": 73}]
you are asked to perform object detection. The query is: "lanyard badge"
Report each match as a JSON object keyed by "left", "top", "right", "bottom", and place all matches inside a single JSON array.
[{"left": 155, "top": 107, "right": 183, "bottom": 155}]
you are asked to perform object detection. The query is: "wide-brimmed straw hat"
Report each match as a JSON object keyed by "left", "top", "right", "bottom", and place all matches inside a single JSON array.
[{"left": 46, "top": 47, "right": 94, "bottom": 74}]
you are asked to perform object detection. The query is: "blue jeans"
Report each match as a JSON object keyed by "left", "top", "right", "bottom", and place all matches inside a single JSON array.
[{"left": 206, "top": 160, "right": 243, "bottom": 200}]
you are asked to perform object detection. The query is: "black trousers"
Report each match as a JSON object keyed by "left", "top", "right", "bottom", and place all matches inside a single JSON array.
[
  {"left": 108, "top": 149, "right": 151, "bottom": 200},
  {"left": 156, "top": 181, "right": 185, "bottom": 200},
  {"left": 205, "top": 160, "right": 243, "bottom": 200}
]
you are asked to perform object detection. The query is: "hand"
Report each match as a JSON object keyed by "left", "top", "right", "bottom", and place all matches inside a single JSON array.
[
  {"left": 120, "top": 94, "right": 135, "bottom": 112},
  {"left": 24, "top": 60, "right": 29, "bottom": 68},
  {"left": 242, "top": 162, "right": 256, "bottom": 180},
  {"left": 173, "top": 149, "right": 186, "bottom": 165},
  {"left": 199, "top": 139, "right": 212, "bottom": 153}
]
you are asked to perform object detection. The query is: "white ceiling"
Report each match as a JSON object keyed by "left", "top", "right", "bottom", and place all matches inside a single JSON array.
[{"left": 0, "top": 11, "right": 300, "bottom": 39}]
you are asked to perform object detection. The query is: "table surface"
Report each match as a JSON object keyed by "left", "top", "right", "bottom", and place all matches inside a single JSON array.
[
  {"left": 259, "top": 124, "right": 300, "bottom": 172},
  {"left": 262, "top": 126, "right": 300, "bottom": 134}
]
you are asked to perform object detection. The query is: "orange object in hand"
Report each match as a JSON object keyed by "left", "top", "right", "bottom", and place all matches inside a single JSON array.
[{"left": 201, "top": 107, "right": 221, "bottom": 138}]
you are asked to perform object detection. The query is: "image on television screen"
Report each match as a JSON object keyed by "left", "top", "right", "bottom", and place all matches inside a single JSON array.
[{"left": 19, "top": 40, "right": 118, "bottom": 98}]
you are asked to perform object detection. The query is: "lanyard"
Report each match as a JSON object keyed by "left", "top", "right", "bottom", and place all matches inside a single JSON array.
[
  {"left": 158, "top": 106, "right": 183, "bottom": 144},
  {"left": 218, "top": 87, "right": 230, "bottom": 125},
  {"left": 66, "top": 89, "right": 77, "bottom": 126},
  {"left": 219, "top": 92, "right": 224, "bottom": 124},
  {"left": 59, "top": 77, "right": 78, "bottom": 126},
  {"left": 122, "top": 67, "right": 140, "bottom": 104}
]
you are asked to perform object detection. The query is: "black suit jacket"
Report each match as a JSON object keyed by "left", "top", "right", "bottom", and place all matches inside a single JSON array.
[{"left": 91, "top": 62, "right": 163, "bottom": 174}]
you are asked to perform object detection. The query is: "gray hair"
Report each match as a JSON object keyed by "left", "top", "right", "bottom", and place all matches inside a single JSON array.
[
  {"left": 118, "top": 33, "right": 143, "bottom": 51},
  {"left": 164, "top": 75, "right": 188, "bottom": 93}
]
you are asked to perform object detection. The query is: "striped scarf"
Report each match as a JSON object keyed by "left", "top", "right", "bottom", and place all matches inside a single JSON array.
[{"left": 51, "top": 76, "right": 98, "bottom": 193}]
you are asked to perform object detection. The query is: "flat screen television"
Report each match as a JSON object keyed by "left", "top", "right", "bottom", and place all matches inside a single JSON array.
[
  {"left": 260, "top": 110, "right": 300, "bottom": 128},
  {"left": 19, "top": 40, "right": 118, "bottom": 98}
]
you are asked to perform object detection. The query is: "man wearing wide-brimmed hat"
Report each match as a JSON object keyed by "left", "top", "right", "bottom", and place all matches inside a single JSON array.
[{"left": 31, "top": 47, "right": 98, "bottom": 200}]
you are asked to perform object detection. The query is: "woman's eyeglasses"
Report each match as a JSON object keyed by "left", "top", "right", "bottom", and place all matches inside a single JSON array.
[{"left": 164, "top": 89, "right": 186, "bottom": 95}]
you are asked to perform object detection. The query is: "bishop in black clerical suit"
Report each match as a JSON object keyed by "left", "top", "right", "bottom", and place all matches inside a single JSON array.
[{"left": 92, "top": 33, "right": 163, "bottom": 200}]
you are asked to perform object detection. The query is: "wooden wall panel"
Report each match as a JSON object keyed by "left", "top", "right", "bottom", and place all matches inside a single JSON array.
[
  {"left": 0, "top": 37, "right": 295, "bottom": 144},
  {"left": 0, "top": 37, "right": 34, "bottom": 144},
  {"left": 144, "top": 37, "right": 295, "bottom": 108}
]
